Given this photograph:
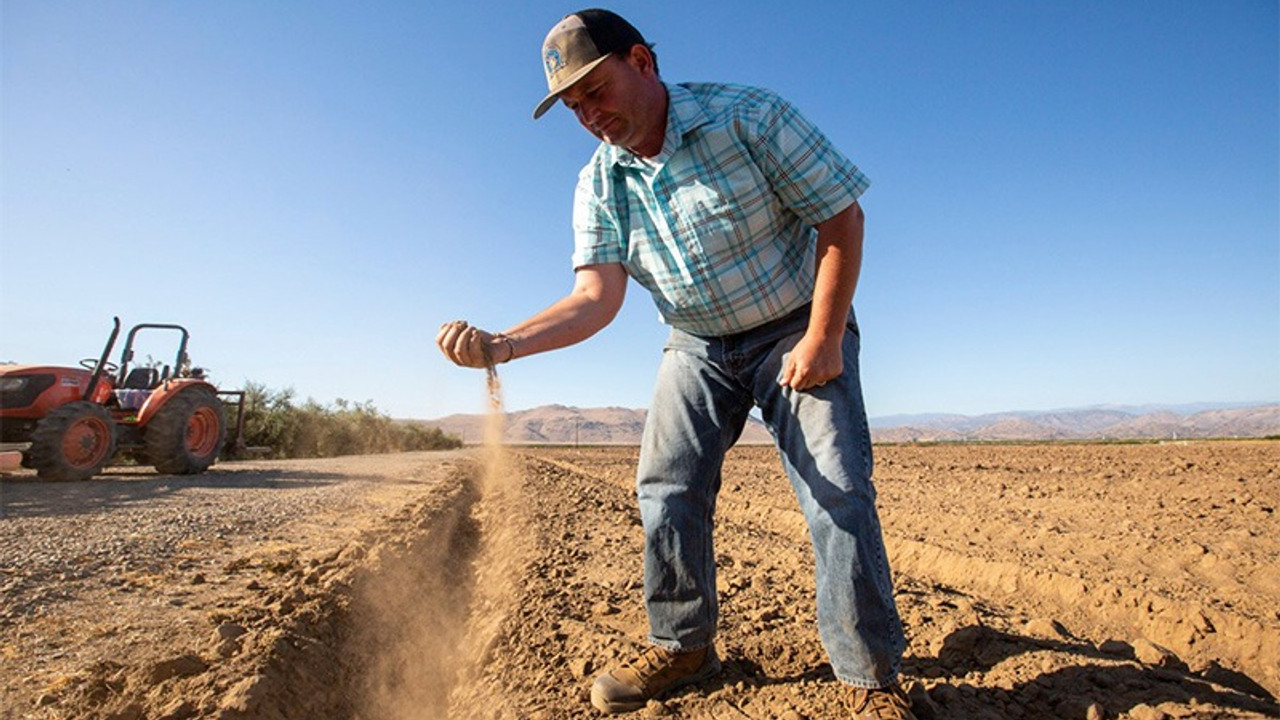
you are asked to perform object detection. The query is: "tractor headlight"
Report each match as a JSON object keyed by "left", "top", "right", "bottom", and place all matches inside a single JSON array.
[{"left": 0, "top": 377, "right": 29, "bottom": 392}]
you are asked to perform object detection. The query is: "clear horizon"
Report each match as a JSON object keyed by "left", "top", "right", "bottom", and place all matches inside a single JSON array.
[
  {"left": 3, "top": 2, "right": 1277, "bottom": 420},
  {"left": 421, "top": 399, "right": 1278, "bottom": 423}
]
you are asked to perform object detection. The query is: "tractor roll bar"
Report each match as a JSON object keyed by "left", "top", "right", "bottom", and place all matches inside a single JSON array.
[{"left": 117, "top": 323, "right": 191, "bottom": 385}]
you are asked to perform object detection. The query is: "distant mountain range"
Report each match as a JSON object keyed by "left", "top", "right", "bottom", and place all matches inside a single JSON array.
[
  {"left": 868, "top": 403, "right": 1280, "bottom": 442},
  {"left": 415, "top": 402, "right": 1280, "bottom": 445}
]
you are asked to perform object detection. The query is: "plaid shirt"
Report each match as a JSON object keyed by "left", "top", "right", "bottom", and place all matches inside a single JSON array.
[{"left": 572, "top": 82, "right": 869, "bottom": 336}]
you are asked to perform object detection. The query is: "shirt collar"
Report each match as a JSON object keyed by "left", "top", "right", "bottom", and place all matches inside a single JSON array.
[{"left": 609, "top": 83, "right": 712, "bottom": 171}]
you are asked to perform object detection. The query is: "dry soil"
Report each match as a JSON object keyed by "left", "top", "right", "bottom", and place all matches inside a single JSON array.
[{"left": 1, "top": 440, "right": 1277, "bottom": 720}]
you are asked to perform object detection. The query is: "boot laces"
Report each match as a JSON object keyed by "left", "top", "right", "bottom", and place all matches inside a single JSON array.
[
  {"left": 629, "top": 646, "right": 673, "bottom": 681},
  {"left": 854, "top": 685, "right": 914, "bottom": 719}
]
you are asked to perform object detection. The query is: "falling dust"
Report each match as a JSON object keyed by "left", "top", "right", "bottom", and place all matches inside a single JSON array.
[
  {"left": 448, "top": 366, "right": 531, "bottom": 707},
  {"left": 352, "top": 364, "right": 529, "bottom": 719}
]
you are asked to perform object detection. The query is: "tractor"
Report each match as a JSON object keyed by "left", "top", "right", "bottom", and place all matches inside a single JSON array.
[{"left": 0, "top": 317, "right": 243, "bottom": 481}]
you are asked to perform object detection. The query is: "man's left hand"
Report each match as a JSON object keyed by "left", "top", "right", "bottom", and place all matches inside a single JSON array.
[{"left": 778, "top": 332, "right": 843, "bottom": 391}]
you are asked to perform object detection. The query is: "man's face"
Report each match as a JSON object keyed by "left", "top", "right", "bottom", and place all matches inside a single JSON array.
[{"left": 559, "top": 50, "right": 663, "bottom": 155}]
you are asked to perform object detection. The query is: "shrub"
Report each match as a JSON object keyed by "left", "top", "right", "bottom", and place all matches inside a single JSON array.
[{"left": 232, "top": 381, "right": 461, "bottom": 459}]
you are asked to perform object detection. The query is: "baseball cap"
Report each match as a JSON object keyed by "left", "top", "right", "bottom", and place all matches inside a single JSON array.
[{"left": 533, "top": 9, "right": 647, "bottom": 119}]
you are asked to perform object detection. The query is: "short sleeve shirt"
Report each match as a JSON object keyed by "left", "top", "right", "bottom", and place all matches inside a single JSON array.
[{"left": 572, "top": 82, "right": 869, "bottom": 336}]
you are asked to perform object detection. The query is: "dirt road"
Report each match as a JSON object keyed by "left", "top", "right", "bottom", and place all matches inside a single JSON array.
[{"left": 1, "top": 441, "right": 1277, "bottom": 719}]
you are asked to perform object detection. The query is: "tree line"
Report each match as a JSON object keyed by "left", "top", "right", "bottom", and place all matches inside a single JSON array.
[{"left": 230, "top": 381, "right": 461, "bottom": 459}]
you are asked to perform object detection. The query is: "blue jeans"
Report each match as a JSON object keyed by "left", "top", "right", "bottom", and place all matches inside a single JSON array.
[{"left": 636, "top": 305, "right": 905, "bottom": 688}]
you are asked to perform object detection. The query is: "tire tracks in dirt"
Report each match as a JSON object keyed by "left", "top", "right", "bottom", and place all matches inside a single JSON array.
[
  {"left": 673, "top": 451, "right": 1280, "bottom": 700},
  {"left": 530, "top": 446, "right": 1280, "bottom": 699},
  {"left": 502, "top": 447, "right": 1278, "bottom": 719}
]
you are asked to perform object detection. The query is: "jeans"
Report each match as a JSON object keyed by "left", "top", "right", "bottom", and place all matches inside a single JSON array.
[{"left": 635, "top": 304, "right": 905, "bottom": 688}]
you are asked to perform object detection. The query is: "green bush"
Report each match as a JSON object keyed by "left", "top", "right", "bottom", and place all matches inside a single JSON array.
[{"left": 231, "top": 381, "right": 461, "bottom": 459}]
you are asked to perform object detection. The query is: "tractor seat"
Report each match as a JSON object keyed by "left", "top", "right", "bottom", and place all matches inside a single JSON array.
[
  {"left": 122, "top": 367, "right": 160, "bottom": 390},
  {"left": 116, "top": 367, "right": 160, "bottom": 411},
  {"left": 115, "top": 389, "right": 151, "bottom": 411}
]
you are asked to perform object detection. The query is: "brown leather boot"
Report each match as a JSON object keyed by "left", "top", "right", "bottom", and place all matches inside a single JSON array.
[
  {"left": 852, "top": 683, "right": 918, "bottom": 720},
  {"left": 590, "top": 644, "right": 721, "bottom": 714}
]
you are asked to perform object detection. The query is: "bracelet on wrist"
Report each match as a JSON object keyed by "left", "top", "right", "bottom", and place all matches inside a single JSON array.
[{"left": 493, "top": 333, "right": 518, "bottom": 363}]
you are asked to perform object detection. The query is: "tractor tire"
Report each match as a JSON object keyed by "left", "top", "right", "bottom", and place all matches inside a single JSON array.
[
  {"left": 28, "top": 402, "right": 118, "bottom": 481},
  {"left": 145, "top": 388, "right": 226, "bottom": 475}
]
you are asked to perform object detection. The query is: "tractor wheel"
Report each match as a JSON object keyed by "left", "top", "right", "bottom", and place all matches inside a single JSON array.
[
  {"left": 28, "top": 402, "right": 118, "bottom": 481},
  {"left": 145, "top": 388, "right": 226, "bottom": 475}
]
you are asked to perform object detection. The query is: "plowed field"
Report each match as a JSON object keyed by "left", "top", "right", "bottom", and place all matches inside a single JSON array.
[{"left": 1, "top": 441, "right": 1277, "bottom": 719}]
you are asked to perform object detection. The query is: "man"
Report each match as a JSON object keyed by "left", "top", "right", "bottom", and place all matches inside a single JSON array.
[{"left": 437, "top": 9, "right": 915, "bottom": 719}]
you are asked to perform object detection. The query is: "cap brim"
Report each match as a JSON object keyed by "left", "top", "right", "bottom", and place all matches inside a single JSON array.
[{"left": 532, "top": 54, "right": 611, "bottom": 119}]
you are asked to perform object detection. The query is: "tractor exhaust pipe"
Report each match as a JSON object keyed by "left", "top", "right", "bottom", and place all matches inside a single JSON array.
[{"left": 82, "top": 316, "right": 122, "bottom": 402}]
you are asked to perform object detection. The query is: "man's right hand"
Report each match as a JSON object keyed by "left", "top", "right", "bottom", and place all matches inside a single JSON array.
[{"left": 436, "top": 321, "right": 512, "bottom": 368}]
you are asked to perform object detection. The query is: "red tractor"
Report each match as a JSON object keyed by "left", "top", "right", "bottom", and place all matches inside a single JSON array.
[{"left": 0, "top": 318, "right": 241, "bottom": 481}]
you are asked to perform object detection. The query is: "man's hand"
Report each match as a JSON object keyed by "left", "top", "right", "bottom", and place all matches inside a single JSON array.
[
  {"left": 778, "top": 331, "right": 843, "bottom": 391},
  {"left": 436, "top": 321, "right": 512, "bottom": 368}
]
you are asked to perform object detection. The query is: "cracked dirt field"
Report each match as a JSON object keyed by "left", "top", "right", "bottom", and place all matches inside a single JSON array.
[{"left": 1, "top": 439, "right": 1277, "bottom": 720}]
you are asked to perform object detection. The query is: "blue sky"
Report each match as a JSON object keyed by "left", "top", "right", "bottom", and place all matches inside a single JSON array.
[{"left": 2, "top": 1, "right": 1277, "bottom": 420}]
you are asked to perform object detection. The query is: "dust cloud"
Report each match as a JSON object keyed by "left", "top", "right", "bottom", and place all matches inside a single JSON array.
[{"left": 350, "top": 366, "right": 528, "bottom": 719}]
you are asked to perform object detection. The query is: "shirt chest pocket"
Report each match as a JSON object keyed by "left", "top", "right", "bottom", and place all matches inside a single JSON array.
[
  {"left": 663, "top": 180, "right": 744, "bottom": 274},
  {"left": 669, "top": 181, "right": 732, "bottom": 239}
]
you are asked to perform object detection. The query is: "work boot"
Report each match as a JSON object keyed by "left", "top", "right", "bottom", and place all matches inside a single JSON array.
[
  {"left": 590, "top": 644, "right": 721, "bottom": 714},
  {"left": 852, "top": 683, "right": 918, "bottom": 720}
]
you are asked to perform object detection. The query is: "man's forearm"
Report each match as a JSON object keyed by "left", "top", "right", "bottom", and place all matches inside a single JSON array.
[
  {"left": 808, "top": 201, "right": 865, "bottom": 340},
  {"left": 501, "top": 263, "right": 628, "bottom": 359},
  {"left": 436, "top": 263, "right": 627, "bottom": 368}
]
